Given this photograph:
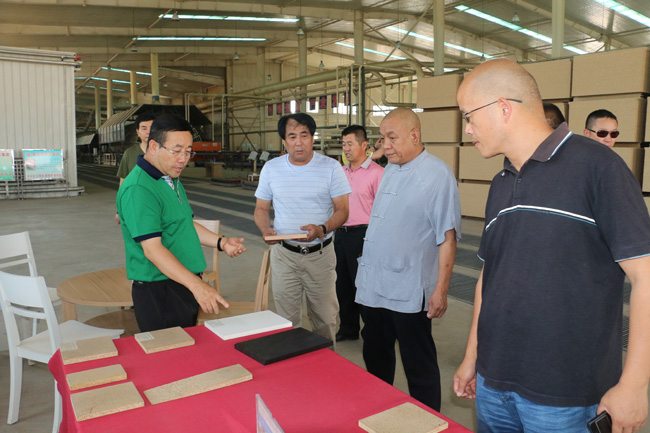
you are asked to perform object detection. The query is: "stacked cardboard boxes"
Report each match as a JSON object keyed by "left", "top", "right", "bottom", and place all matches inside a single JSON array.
[
  {"left": 569, "top": 47, "right": 649, "bottom": 183},
  {"left": 416, "top": 48, "right": 650, "bottom": 220},
  {"left": 416, "top": 74, "right": 463, "bottom": 178}
]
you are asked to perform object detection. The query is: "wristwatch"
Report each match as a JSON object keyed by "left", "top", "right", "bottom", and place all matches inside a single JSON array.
[{"left": 318, "top": 224, "right": 327, "bottom": 239}]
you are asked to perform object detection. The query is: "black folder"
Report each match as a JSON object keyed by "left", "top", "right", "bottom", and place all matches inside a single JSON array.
[{"left": 234, "top": 327, "right": 333, "bottom": 365}]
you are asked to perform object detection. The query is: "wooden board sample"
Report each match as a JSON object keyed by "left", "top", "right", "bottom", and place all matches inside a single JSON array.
[
  {"left": 134, "top": 326, "right": 195, "bottom": 354},
  {"left": 143, "top": 364, "right": 252, "bottom": 405},
  {"left": 205, "top": 310, "right": 292, "bottom": 340},
  {"left": 263, "top": 233, "right": 309, "bottom": 241},
  {"left": 66, "top": 364, "right": 127, "bottom": 391},
  {"left": 71, "top": 381, "right": 144, "bottom": 421},
  {"left": 359, "top": 403, "right": 448, "bottom": 433},
  {"left": 60, "top": 336, "right": 118, "bottom": 365}
]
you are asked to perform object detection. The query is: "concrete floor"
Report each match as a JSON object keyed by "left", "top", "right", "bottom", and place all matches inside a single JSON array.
[{"left": 0, "top": 164, "right": 644, "bottom": 433}]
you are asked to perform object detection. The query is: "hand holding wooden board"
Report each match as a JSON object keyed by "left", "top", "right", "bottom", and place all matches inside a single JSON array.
[{"left": 263, "top": 233, "right": 309, "bottom": 241}]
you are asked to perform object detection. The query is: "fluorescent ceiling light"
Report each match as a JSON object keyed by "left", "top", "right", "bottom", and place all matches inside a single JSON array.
[
  {"left": 336, "top": 42, "right": 456, "bottom": 72},
  {"left": 77, "top": 77, "right": 139, "bottom": 85},
  {"left": 101, "top": 67, "right": 151, "bottom": 76},
  {"left": 335, "top": 42, "right": 406, "bottom": 60},
  {"left": 387, "top": 26, "right": 495, "bottom": 59},
  {"left": 84, "top": 86, "right": 126, "bottom": 92},
  {"left": 160, "top": 14, "right": 298, "bottom": 23},
  {"left": 136, "top": 36, "right": 265, "bottom": 41},
  {"left": 455, "top": 5, "right": 587, "bottom": 55},
  {"left": 593, "top": 0, "right": 650, "bottom": 28}
]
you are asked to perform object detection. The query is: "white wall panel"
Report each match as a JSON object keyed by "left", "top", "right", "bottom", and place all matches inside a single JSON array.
[{"left": 0, "top": 47, "right": 78, "bottom": 186}]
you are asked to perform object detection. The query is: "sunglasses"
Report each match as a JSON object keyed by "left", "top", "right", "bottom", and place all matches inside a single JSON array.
[{"left": 587, "top": 129, "right": 620, "bottom": 139}]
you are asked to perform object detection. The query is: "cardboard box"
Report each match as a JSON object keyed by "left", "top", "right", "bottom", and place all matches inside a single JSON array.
[
  {"left": 416, "top": 74, "right": 463, "bottom": 109},
  {"left": 572, "top": 47, "right": 650, "bottom": 97},
  {"left": 644, "top": 196, "right": 650, "bottom": 216},
  {"left": 418, "top": 110, "right": 461, "bottom": 143},
  {"left": 424, "top": 144, "right": 459, "bottom": 178},
  {"left": 459, "top": 146, "right": 504, "bottom": 181},
  {"left": 458, "top": 182, "right": 490, "bottom": 219},
  {"left": 612, "top": 146, "right": 644, "bottom": 183},
  {"left": 521, "top": 59, "right": 572, "bottom": 100},
  {"left": 568, "top": 95, "right": 647, "bottom": 143},
  {"left": 646, "top": 108, "right": 650, "bottom": 142},
  {"left": 642, "top": 149, "right": 650, "bottom": 192}
]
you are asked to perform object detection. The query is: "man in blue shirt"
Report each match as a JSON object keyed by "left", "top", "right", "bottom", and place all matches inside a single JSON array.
[{"left": 355, "top": 107, "right": 461, "bottom": 411}]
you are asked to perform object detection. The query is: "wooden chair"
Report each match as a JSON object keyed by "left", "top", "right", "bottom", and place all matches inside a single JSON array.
[
  {"left": 0, "top": 270, "right": 123, "bottom": 433},
  {"left": 194, "top": 220, "right": 221, "bottom": 294},
  {"left": 82, "top": 220, "right": 222, "bottom": 336},
  {"left": 0, "top": 231, "right": 61, "bottom": 336},
  {"left": 197, "top": 247, "right": 272, "bottom": 325}
]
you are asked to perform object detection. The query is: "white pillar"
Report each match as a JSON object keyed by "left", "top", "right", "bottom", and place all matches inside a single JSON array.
[
  {"left": 130, "top": 70, "right": 138, "bottom": 107},
  {"left": 150, "top": 53, "right": 160, "bottom": 102},
  {"left": 552, "top": 0, "right": 565, "bottom": 59},
  {"left": 94, "top": 85, "right": 101, "bottom": 128},
  {"left": 106, "top": 78, "right": 113, "bottom": 119},
  {"left": 354, "top": 11, "right": 364, "bottom": 65},
  {"left": 433, "top": 0, "right": 445, "bottom": 76}
]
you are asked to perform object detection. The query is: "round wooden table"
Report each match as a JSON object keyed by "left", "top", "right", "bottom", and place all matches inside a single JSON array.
[{"left": 57, "top": 267, "right": 132, "bottom": 321}]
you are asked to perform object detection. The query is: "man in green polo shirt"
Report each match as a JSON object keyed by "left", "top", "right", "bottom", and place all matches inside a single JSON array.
[{"left": 117, "top": 114, "right": 246, "bottom": 332}]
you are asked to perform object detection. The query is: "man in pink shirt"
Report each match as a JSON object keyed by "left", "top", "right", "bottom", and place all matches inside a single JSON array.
[{"left": 335, "top": 125, "right": 384, "bottom": 342}]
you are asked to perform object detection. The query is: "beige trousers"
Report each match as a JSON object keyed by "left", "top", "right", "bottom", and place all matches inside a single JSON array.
[{"left": 270, "top": 242, "right": 338, "bottom": 343}]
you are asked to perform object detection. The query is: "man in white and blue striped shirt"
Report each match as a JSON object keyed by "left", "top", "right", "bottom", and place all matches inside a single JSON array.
[{"left": 254, "top": 113, "right": 351, "bottom": 342}]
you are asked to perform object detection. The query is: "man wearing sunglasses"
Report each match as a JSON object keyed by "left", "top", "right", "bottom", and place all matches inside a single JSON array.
[
  {"left": 454, "top": 60, "right": 650, "bottom": 433},
  {"left": 584, "top": 109, "right": 619, "bottom": 148}
]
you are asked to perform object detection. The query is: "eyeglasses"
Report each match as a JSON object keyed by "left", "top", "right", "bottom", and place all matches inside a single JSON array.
[
  {"left": 159, "top": 143, "right": 196, "bottom": 159},
  {"left": 587, "top": 129, "right": 620, "bottom": 139},
  {"left": 462, "top": 98, "right": 523, "bottom": 123}
]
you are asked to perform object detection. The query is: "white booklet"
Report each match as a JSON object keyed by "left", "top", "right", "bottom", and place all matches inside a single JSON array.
[{"left": 205, "top": 310, "right": 292, "bottom": 340}]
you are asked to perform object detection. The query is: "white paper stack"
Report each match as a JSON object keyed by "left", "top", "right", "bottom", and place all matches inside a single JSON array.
[{"left": 205, "top": 310, "right": 292, "bottom": 340}]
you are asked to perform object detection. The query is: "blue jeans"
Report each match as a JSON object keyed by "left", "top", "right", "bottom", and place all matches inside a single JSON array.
[{"left": 476, "top": 374, "right": 598, "bottom": 433}]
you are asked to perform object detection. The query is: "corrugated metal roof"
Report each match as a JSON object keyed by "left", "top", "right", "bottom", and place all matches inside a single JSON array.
[{"left": 76, "top": 134, "right": 95, "bottom": 145}]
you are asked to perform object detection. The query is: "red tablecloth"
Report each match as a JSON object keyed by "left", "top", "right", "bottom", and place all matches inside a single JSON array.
[{"left": 49, "top": 326, "right": 472, "bottom": 433}]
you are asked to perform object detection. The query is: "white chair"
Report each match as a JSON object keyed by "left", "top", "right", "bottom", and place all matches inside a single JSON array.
[
  {"left": 0, "top": 231, "right": 61, "bottom": 336},
  {"left": 0, "top": 270, "right": 124, "bottom": 433}
]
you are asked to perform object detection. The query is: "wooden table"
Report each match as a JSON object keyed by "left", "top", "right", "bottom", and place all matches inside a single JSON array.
[
  {"left": 57, "top": 268, "right": 132, "bottom": 321},
  {"left": 49, "top": 326, "right": 474, "bottom": 433}
]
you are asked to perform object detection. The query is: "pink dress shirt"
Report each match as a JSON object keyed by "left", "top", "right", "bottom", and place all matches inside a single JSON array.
[{"left": 343, "top": 157, "right": 384, "bottom": 226}]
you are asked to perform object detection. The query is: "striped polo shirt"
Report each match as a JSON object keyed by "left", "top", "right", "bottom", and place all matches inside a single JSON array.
[{"left": 255, "top": 152, "right": 351, "bottom": 245}]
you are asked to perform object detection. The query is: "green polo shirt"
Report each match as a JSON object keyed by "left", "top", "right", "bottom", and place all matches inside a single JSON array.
[
  {"left": 116, "top": 143, "right": 145, "bottom": 179},
  {"left": 117, "top": 156, "right": 206, "bottom": 281}
]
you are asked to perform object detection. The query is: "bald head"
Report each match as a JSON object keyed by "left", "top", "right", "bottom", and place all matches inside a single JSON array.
[
  {"left": 380, "top": 107, "right": 423, "bottom": 165},
  {"left": 384, "top": 107, "right": 421, "bottom": 133},
  {"left": 459, "top": 59, "right": 543, "bottom": 113},
  {"left": 456, "top": 59, "right": 554, "bottom": 170}
]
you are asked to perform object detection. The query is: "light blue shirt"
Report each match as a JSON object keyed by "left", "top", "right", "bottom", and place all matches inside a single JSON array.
[
  {"left": 355, "top": 150, "right": 461, "bottom": 313},
  {"left": 255, "top": 152, "right": 351, "bottom": 245}
]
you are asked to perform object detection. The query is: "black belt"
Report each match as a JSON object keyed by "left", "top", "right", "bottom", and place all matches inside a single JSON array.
[
  {"left": 338, "top": 224, "right": 368, "bottom": 232},
  {"left": 281, "top": 237, "right": 332, "bottom": 255}
]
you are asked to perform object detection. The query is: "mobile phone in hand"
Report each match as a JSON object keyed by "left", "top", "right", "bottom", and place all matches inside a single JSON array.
[{"left": 587, "top": 411, "right": 612, "bottom": 433}]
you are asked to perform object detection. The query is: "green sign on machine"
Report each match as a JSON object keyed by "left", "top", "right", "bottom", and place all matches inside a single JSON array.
[
  {"left": 23, "top": 149, "right": 64, "bottom": 180},
  {"left": 0, "top": 150, "right": 15, "bottom": 181}
]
